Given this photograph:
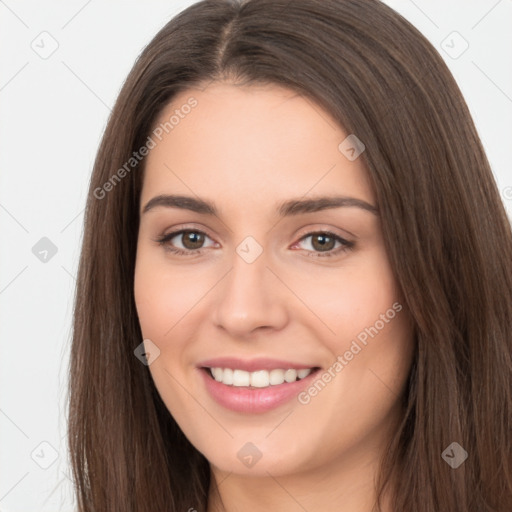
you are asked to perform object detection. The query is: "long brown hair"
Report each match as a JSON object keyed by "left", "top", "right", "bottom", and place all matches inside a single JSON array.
[{"left": 67, "top": 0, "right": 512, "bottom": 510}]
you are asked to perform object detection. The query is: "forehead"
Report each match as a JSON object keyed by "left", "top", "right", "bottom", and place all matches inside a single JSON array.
[{"left": 141, "top": 82, "right": 373, "bottom": 212}]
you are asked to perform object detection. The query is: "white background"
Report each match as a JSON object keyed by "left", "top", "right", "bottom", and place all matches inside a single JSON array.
[{"left": 0, "top": 1, "right": 511, "bottom": 510}]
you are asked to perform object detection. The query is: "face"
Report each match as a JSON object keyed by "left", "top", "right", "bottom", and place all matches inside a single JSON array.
[{"left": 134, "top": 82, "right": 414, "bottom": 479}]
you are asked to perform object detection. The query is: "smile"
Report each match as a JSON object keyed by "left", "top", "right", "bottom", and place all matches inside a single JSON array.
[
  {"left": 198, "top": 365, "right": 321, "bottom": 414},
  {"left": 206, "top": 367, "right": 317, "bottom": 387}
]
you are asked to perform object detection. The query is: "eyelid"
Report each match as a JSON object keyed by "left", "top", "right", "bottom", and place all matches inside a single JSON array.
[
  {"left": 155, "top": 227, "right": 218, "bottom": 249},
  {"left": 158, "top": 223, "right": 218, "bottom": 242},
  {"left": 294, "top": 224, "right": 356, "bottom": 242}
]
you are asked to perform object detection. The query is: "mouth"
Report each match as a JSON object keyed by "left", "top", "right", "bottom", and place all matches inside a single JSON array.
[
  {"left": 201, "top": 366, "right": 322, "bottom": 388},
  {"left": 198, "top": 363, "right": 322, "bottom": 414}
]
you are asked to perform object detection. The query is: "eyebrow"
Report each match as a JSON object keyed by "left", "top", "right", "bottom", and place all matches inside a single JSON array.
[{"left": 141, "top": 194, "right": 379, "bottom": 217}]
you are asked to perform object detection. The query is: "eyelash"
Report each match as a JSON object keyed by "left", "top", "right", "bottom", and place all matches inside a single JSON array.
[{"left": 154, "top": 229, "right": 355, "bottom": 258}]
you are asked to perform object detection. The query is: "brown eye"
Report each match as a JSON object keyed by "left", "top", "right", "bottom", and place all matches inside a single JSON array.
[
  {"left": 155, "top": 229, "right": 216, "bottom": 255},
  {"left": 294, "top": 231, "right": 354, "bottom": 258},
  {"left": 310, "top": 233, "right": 336, "bottom": 252},
  {"left": 180, "top": 230, "right": 205, "bottom": 249}
]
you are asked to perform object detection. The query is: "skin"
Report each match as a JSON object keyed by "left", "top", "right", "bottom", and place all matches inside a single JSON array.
[{"left": 134, "top": 82, "right": 415, "bottom": 512}]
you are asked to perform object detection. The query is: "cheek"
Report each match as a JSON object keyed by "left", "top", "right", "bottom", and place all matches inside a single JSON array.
[
  {"left": 290, "top": 247, "right": 399, "bottom": 345},
  {"left": 133, "top": 251, "right": 198, "bottom": 413},
  {"left": 134, "top": 247, "right": 204, "bottom": 340},
  {"left": 134, "top": 260, "right": 169, "bottom": 337}
]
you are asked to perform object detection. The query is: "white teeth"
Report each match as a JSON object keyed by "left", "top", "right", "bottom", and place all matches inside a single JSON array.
[
  {"left": 269, "top": 369, "right": 285, "bottom": 385},
  {"left": 297, "top": 368, "right": 312, "bottom": 379},
  {"left": 208, "top": 367, "right": 314, "bottom": 387},
  {"left": 222, "top": 368, "right": 233, "bottom": 385},
  {"left": 250, "top": 370, "right": 269, "bottom": 388},
  {"left": 212, "top": 368, "right": 223, "bottom": 382},
  {"left": 232, "top": 369, "right": 250, "bottom": 386},
  {"left": 284, "top": 369, "right": 297, "bottom": 383}
]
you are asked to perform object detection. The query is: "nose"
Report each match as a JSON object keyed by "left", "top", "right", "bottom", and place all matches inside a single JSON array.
[{"left": 212, "top": 247, "right": 289, "bottom": 338}]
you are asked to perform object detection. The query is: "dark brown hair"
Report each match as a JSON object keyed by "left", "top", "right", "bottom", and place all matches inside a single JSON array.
[{"left": 67, "top": 0, "right": 512, "bottom": 510}]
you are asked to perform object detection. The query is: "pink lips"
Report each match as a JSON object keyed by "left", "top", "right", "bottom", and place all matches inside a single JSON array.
[{"left": 197, "top": 357, "right": 320, "bottom": 414}]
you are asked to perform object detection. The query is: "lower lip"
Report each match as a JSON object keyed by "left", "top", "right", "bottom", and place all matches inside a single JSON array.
[{"left": 198, "top": 367, "right": 320, "bottom": 413}]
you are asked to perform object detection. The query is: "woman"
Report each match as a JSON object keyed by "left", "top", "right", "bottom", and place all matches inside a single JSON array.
[{"left": 68, "top": 0, "right": 512, "bottom": 510}]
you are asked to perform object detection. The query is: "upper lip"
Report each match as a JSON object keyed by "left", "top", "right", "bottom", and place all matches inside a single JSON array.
[{"left": 198, "top": 357, "right": 320, "bottom": 372}]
